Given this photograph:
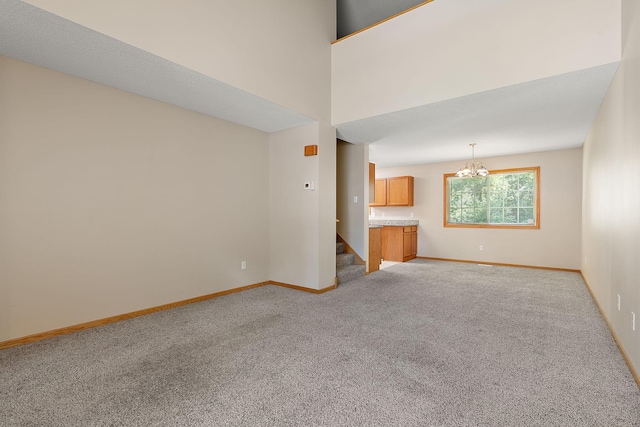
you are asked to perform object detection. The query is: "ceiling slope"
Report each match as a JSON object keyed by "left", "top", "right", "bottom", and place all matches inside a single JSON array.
[
  {"left": 0, "top": 0, "right": 313, "bottom": 133},
  {"left": 343, "top": 63, "right": 619, "bottom": 167}
]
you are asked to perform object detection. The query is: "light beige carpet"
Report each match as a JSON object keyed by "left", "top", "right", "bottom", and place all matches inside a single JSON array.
[{"left": 2, "top": 259, "right": 639, "bottom": 426}]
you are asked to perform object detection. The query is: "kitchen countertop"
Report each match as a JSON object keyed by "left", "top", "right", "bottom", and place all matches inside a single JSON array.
[{"left": 369, "top": 219, "right": 419, "bottom": 227}]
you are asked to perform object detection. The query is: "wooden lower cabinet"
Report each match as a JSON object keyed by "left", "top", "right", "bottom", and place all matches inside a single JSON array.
[
  {"left": 411, "top": 226, "right": 418, "bottom": 257},
  {"left": 368, "top": 227, "right": 382, "bottom": 273},
  {"left": 381, "top": 226, "right": 417, "bottom": 262}
]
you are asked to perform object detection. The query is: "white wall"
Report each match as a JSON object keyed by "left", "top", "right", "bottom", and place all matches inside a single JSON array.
[
  {"left": 23, "top": 0, "right": 335, "bottom": 123},
  {"left": 582, "top": 0, "right": 640, "bottom": 375},
  {"left": 0, "top": 56, "right": 271, "bottom": 342},
  {"left": 374, "top": 148, "right": 583, "bottom": 270},
  {"left": 332, "top": 0, "right": 621, "bottom": 125},
  {"left": 269, "top": 123, "right": 336, "bottom": 290},
  {"left": 336, "top": 141, "right": 369, "bottom": 259}
]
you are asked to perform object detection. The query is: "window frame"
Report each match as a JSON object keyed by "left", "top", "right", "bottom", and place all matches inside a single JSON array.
[{"left": 443, "top": 166, "right": 540, "bottom": 229}]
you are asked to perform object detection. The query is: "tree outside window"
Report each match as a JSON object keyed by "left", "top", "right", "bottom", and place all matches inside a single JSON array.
[{"left": 445, "top": 167, "right": 540, "bottom": 229}]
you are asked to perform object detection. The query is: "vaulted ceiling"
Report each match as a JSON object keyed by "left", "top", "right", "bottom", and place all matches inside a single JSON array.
[
  {"left": 1, "top": 0, "right": 620, "bottom": 168},
  {"left": 0, "top": 0, "right": 313, "bottom": 133}
]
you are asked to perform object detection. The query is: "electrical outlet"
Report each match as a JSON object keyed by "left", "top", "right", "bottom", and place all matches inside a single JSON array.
[
  {"left": 241, "top": 261, "right": 247, "bottom": 270},
  {"left": 617, "top": 294, "right": 621, "bottom": 311},
  {"left": 479, "top": 245, "right": 484, "bottom": 251},
  {"left": 353, "top": 196, "right": 358, "bottom": 203},
  {"left": 633, "top": 312, "right": 636, "bottom": 332}
]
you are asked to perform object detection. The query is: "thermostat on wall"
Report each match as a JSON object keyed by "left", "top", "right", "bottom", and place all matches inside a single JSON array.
[{"left": 304, "top": 181, "right": 315, "bottom": 190}]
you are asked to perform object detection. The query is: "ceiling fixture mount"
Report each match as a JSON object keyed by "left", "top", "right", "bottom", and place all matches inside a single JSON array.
[{"left": 456, "top": 143, "right": 489, "bottom": 178}]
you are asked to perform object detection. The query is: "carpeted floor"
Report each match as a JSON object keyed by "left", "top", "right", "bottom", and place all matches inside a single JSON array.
[{"left": 2, "top": 259, "right": 640, "bottom": 426}]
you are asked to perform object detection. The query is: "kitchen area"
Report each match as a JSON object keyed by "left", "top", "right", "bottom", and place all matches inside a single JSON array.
[{"left": 368, "top": 165, "right": 418, "bottom": 273}]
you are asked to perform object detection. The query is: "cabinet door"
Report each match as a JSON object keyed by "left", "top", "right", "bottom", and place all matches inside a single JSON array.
[
  {"left": 369, "top": 178, "right": 387, "bottom": 207},
  {"left": 411, "top": 227, "right": 418, "bottom": 256},
  {"left": 403, "top": 227, "right": 412, "bottom": 258},
  {"left": 381, "top": 226, "right": 403, "bottom": 262},
  {"left": 387, "top": 176, "right": 414, "bottom": 206}
]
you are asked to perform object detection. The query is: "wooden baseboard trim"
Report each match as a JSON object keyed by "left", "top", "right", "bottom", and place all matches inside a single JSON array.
[
  {"left": 416, "top": 257, "right": 580, "bottom": 273},
  {"left": 0, "top": 278, "right": 340, "bottom": 351},
  {"left": 0, "top": 281, "right": 270, "bottom": 351},
  {"left": 269, "top": 281, "right": 337, "bottom": 294},
  {"left": 580, "top": 272, "right": 640, "bottom": 389}
]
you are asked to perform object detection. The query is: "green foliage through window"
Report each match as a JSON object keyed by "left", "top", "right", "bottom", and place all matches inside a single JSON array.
[{"left": 445, "top": 168, "right": 539, "bottom": 228}]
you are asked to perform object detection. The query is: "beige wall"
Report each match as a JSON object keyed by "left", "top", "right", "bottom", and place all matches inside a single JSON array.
[
  {"left": 332, "top": 0, "right": 620, "bottom": 124},
  {"left": 2, "top": 0, "right": 337, "bottom": 341},
  {"left": 23, "top": 0, "right": 335, "bottom": 123},
  {"left": 0, "top": 56, "right": 271, "bottom": 342},
  {"left": 336, "top": 141, "right": 369, "bottom": 259},
  {"left": 582, "top": 0, "right": 640, "bottom": 374},
  {"left": 374, "top": 148, "right": 582, "bottom": 270}
]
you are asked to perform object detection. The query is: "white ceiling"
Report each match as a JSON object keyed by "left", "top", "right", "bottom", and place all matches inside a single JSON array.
[
  {"left": 337, "top": 63, "right": 619, "bottom": 167},
  {"left": 0, "top": 0, "right": 313, "bottom": 133},
  {"left": 1, "top": 0, "right": 619, "bottom": 168}
]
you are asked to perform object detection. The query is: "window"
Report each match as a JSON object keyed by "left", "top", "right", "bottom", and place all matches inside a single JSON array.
[{"left": 444, "top": 167, "right": 540, "bottom": 229}]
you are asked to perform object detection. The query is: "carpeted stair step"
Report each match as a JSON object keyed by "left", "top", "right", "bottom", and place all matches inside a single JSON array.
[
  {"left": 336, "top": 253, "right": 355, "bottom": 268},
  {"left": 336, "top": 238, "right": 365, "bottom": 285},
  {"left": 336, "top": 264, "right": 366, "bottom": 285}
]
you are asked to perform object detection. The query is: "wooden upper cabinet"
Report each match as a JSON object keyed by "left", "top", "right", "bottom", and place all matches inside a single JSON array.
[
  {"left": 386, "top": 176, "right": 414, "bottom": 206},
  {"left": 370, "top": 178, "right": 387, "bottom": 207},
  {"left": 369, "top": 176, "right": 414, "bottom": 207},
  {"left": 369, "top": 162, "right": 376, "bottom": 204}
]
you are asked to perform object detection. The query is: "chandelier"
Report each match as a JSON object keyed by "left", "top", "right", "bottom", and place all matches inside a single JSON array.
[{"left": 455, "top": 143, "right": 489, "bottom": 178}]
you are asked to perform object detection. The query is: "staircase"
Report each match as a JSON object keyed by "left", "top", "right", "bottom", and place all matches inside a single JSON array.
[{"left": 336, "top": 241, "right": 366, "bottom": 285}]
